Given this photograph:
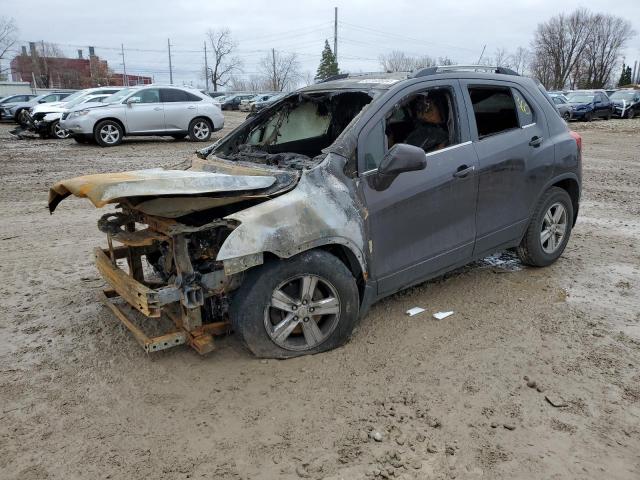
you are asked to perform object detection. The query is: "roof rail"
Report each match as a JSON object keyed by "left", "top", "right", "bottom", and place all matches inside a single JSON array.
[
  {"left": 411, "top": 65, "right": 520, "bottom": 78},
  {"left": 318, "top": 73, "right": 350, "bottom": 83}
]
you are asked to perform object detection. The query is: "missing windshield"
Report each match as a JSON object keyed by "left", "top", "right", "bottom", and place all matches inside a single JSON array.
[{"left": 217, "top": 91, "right": 372, "bottom": 168}]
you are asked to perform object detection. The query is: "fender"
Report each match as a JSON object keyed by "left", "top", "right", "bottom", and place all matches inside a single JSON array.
[
  {"left": 216, "top": 155, "right": 368, "bottom": 276},
  {"left": 528, "top": 171, "right": 581, "bottom": 226}
]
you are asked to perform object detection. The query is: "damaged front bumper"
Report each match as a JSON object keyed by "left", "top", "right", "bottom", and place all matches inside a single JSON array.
[{"left": 95, "top": 211, "right": 244, "bottom": 354}]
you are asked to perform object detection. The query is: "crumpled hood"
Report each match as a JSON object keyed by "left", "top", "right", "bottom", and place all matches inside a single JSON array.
[{"left": 48, "top": 168, "right": 277, "bottom": 214}]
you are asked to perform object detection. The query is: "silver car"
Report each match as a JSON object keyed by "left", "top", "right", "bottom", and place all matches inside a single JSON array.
[
  {"left": 549, "top": 94, "right": 572, "bottom": 121},
  {"left": 59, "top": 85, "right": 225, "bottom": 146}
]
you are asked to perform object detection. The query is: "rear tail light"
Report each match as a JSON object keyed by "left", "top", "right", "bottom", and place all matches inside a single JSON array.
[{"left": 569, "top": 130, "right": 582, "bottom": 154}]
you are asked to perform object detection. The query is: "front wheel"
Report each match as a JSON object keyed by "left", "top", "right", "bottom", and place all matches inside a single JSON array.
[
  {"left": 188, "top": 118, "right": 212, "bottom": 141},
  {"left": 50, "top": 120, "right": 70, "bottom": 139},
  {"left": 562, "top": 111, "right": 571, "bottom": 121},
  {"left": 94, "top": 120, "right": 123, "bottom": 147},
  {"left": 517, "top": 187, "right": 574, "bottom": 267},
  {"left": 230, "top": 250, "right": 360, "bottom": 358},
  {"left": 626, "top": 108, "right": 635, "bottom": 119},
  {"left": 584, "top": 112, "right": 593, "bottom": 122}
]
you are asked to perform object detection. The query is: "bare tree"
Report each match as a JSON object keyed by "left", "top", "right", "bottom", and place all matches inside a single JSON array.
[
  {"left": 206, "top": 28, "right": 242, "bottom": 92},
  {"left": 579, "top": 14, "right": 634, "bottom": 88},
  {"left": 379, "top": 50, "right": 440, "bottom": 72},
  {"left": 510, "top": 47, "right": 530, "bottom": 75},
  {"left": 494, "top": 48, "right": 511, "bottom": 68},
  {"left": 532, "top": 8, "right": 594, "bottom": 90},
  {"left": 0, "top": 17, "right": 18, "bottom": 77},
  {"left": 259, "top": 50, "right": 301, "bottom": 91}
]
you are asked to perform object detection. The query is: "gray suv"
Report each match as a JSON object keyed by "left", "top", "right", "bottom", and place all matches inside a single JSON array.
[{"left": 49, "top": 66, "right": 582, "bottom": 358}]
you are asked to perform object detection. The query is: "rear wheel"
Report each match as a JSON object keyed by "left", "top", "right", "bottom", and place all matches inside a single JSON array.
[
  {"left": 562, "top": 111, "right": 570, "bottom": 121},
  {"left": 188, "top": 118, "right": 212, "bottom": 141},
  {"left": 584, "top": 112, "right": 593, "bottom": 122},
  {"left": 230, "top": 250, "right": 359, "bottom": 358},
  {"left": 94, "top": 120, "right": 123, "bottom": 147},
  {"left": 50, "top": 120, "right": 70, "bottom": 139},
  {"left": 517, "top": 187, "right": 573, "bottom": 267}
]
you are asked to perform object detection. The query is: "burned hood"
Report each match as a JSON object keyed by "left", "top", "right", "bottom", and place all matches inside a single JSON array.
[{"left": 48, "top": 168, "right": 278, "bottom": 214}]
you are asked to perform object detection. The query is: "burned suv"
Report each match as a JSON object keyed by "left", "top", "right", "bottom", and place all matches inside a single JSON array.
[{"left": 49, "top": 66, "right": 582, "bottom": 358}]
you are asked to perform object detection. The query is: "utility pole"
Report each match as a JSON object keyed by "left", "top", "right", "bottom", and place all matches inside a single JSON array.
[
  {"left": 476, "top": 45, "right": 486, "bottom": 65},
  {"left": 272, "top": 48, "right": 277, "bottom": 90},
  {"left": 120, "top": 44, "right": 128, "bottom": 87},
  {"left": 204, "top": 41, "right": 209, "bottom": 92},
  {"left": 168, "top": 38, "right": 173, "bottom": 84},
  {"left": 334, "top": 7, "right": 338, "bottom": 62}
]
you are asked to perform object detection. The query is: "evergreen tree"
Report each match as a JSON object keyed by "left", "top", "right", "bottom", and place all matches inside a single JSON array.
[
  {"left": 315, "top": 40, "right": 339, "bottom": 81},
  {"left": 618, "top": 64, "right": 632, "bottom": 86}
]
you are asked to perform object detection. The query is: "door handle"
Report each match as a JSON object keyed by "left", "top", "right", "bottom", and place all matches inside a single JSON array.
[
  {"left": 453, "top": 165, "right": 475, "bottom": 178},
  {"left": 153, "top": 107, "right": 162, "bottom": 111},
  {"left": 188, "top": 106, "right": 196, "bottom": 110},
  {"left": 529, "top": 135, "right": 543, "bottom": 147}
]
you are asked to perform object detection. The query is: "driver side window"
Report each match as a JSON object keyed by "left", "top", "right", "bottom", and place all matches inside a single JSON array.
[
  {"left": 361, "top": 86, "right": 458, "bottom": 171},
  {"left": 138, "top": 89, "right": 160, "bottom": 103}
]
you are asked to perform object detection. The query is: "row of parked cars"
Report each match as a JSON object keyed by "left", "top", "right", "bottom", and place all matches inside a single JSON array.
[
  {"left": 212, "top": 92, "right": 284, "bottom": 112},
  {"left": 548, "top": 88, "right": 640, "bottom": 121},
  {"left": 1, "top": 85, "right": 225, "bottom": 146}
]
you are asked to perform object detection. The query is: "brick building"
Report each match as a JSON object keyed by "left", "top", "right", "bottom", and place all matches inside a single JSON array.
[{"left": 10, "top": 43, "right": 151, "bottom": 89}]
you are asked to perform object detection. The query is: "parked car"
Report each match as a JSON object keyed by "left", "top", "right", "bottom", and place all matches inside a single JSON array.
[
  {"left": 29, "top": 94, "right": 112, "bottom": 139},
  {"left": 250, "top": 93, "right": 286, "bottom": 113},
  {"left": 49, "top": 66, "right": 581, "bottom": 358},
  {"left": 220, "top": 93, "right": 256, "bottom": 110},
  {"left": 609, "top": 89, "right": 640, "bottom": 119},
  {"left": 565, "top": 90, "right": 613, "bottom": 121},
  {"left": 207, "top": 92, "right": 226, "bottom": 99},
  {"left": 59, "top": 85, "right": 224, "bottom": 146},
  {"left": 27, "top": 87, "right": 122, "bottom": 139},
  {"left": 239, "top": 93, "right": 276, "bottom": 112},
  {"left": 549, "top": 94, "right": 572, "bottom": 120},
  {"left": 0, "top": 93, "right": 39, "bottom": 120},
  {"left": 2, "top": 92, "right": 75, "bottom": 124}
]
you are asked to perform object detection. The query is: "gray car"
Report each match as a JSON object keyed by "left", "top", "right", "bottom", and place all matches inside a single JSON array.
[
  {"left": 0, "top": 94, "right": 38, "bottom": 119},
  {"left": 49, "top": 66, "right": 582, "bottom": 358},
  {"left": 2, "top": 92, "right": 74, "bottom": 124},
  {"left": 549, "top": 94, "right": 572, "bottom": 120}
]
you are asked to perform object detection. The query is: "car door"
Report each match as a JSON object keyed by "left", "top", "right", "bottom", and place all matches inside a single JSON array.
[
  {"left": 459, "top": 80, "right": 553, "bottom": 256},
  {"left": 124, "top": 88, "right": 165, "bottom": 132},
  {"left": 358, "top": 80, "right": 479, "bottom": 296},
  {"left": 160, "top": 88, "right": 201, "bottom": 131}
]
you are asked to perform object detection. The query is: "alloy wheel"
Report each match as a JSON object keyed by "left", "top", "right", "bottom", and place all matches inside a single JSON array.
[
  {"left": 264, "top": 274, "right": 341, "bottom": 351},
  {"left": 99, "top": 124, "right": 120, "bottom": 144},
  {"left": 540, "top": 202, "right": 568, "bottom": 254},
  {"left": 54, "top": 123, "right": 70, "bottom": 139},
  {"left": 193, "top": 121, "right": 210, "bottom": 140}
]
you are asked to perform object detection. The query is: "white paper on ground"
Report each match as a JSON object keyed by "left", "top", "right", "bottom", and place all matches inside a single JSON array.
[
  {"left": 406, "top": 307, "right": 426, "bottom": 316},
  {"left": 433, "top": 311, "right": 454, "bottom": 320}
]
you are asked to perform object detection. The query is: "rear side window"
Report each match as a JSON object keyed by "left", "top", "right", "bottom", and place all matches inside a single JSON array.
[
  {"left": 161, "top": 88, "right": 201, "bottom": 102},
  {"left": 512, "top": 88, "right": 534, "bottom": 126},
  {"left": 468, "top": 87, "right": 519, "bottom": 138}
]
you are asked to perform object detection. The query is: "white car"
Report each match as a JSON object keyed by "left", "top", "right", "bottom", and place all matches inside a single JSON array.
[
  {"left": 59, "top": 85, "right": 225, "bottom": 146},
  {"left": 29, "top": 92, "right": 116, "bottom": 139}
]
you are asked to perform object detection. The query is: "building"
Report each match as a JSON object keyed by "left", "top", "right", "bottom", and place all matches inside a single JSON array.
[{"left": 10, "top": 43, "right": 151, "bottom": 89}]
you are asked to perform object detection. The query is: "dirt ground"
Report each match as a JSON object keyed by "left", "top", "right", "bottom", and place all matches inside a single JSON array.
[{"left": 1, "top": 113, "right": 639, "bottom": 480}]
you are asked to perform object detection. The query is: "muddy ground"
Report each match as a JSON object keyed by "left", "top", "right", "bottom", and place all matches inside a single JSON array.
[{"left": 1, "top": 113, "right": 639, "bottom": 480}]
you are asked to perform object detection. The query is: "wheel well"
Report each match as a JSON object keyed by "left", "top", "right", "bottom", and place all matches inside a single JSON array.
[
  {"left": 552, "top": 178, "right": 580, "bottom": 225},
  {"left": 191, "top": 116, "right": 213, "bottom": 128},
  {"left": 95, "top": 117, "right": 126, "bottom": 135},
  {"left": 262, "top": 246, "right": 365, "bottom": 302}
]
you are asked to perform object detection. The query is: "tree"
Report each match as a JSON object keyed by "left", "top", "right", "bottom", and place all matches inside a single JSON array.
[
  {"left": 206, "top": 28, "right": 242, "bottom": 92},
  {"left": 379, "top": 50, "right": 438, "bottom": 72},
  {"left": 618, "top": 64, "right": 632, "bottom": 86},
  {"left": 315, "top": 40, "right": 339, "bottom": 81},
  {"left": 0, "top": 17, "right": 18, "bottom": 77},
  {"left": 494, "top": 48, "right": 511, "bottom": 68},
  {"left": 510, "top": 47, "right": 530, "bottom": 75},
  {"left": 259, "top": 49, "right": 301, "bottom": 91}
]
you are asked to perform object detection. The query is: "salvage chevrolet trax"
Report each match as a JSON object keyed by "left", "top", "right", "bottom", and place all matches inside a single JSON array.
[{"left": 49, "top": 66, "right": 582, "bottom": 358}]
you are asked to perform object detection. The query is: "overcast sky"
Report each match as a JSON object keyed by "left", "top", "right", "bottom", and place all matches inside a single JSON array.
[{"left": 4, "top": 0, "right": 640, "bottom": 88}]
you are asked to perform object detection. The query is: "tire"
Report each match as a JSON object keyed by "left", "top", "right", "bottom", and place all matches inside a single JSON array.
[
  {"left": 626, "top": 108, "right": 635, "bottom": 119},
  {"left": 50, "top": 120, "right": 70, "bottom": 139},
  {"left": 517, "top": 187, "right": 574, "bottom": 267},
  {"left": 562, "top": 111, "right": 570, "bottom": 121},
  {"left": 584, "top": 112, "right": 593, "bottom": 122},
  {"left": 605, "top": 112, "right": 612, "bottom": 120},
  {"left": 230, "top": 250, "right": 360, "bottom": 359},
  {"left": 171, "top": 134, "right": 187, "bottom": 140},
  {"left": 94, "top": 120, "right": 123, "bottom": 147},
  {"left": 188, "top": 118, "right": 212, "bottom": 142},
  {"left": 15, "top": 109, "right": 28, "bottom": 126}
]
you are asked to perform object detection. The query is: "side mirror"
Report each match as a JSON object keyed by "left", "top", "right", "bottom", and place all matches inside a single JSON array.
[
  {"left": 368, "top": 143, "right": 426, "bottom": 191},
  {"left": 126, "top": 97, "right": 140, "bottom": 106},
  {"left": 38, "top": 99, "right": 46, "bottom": 103}
]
